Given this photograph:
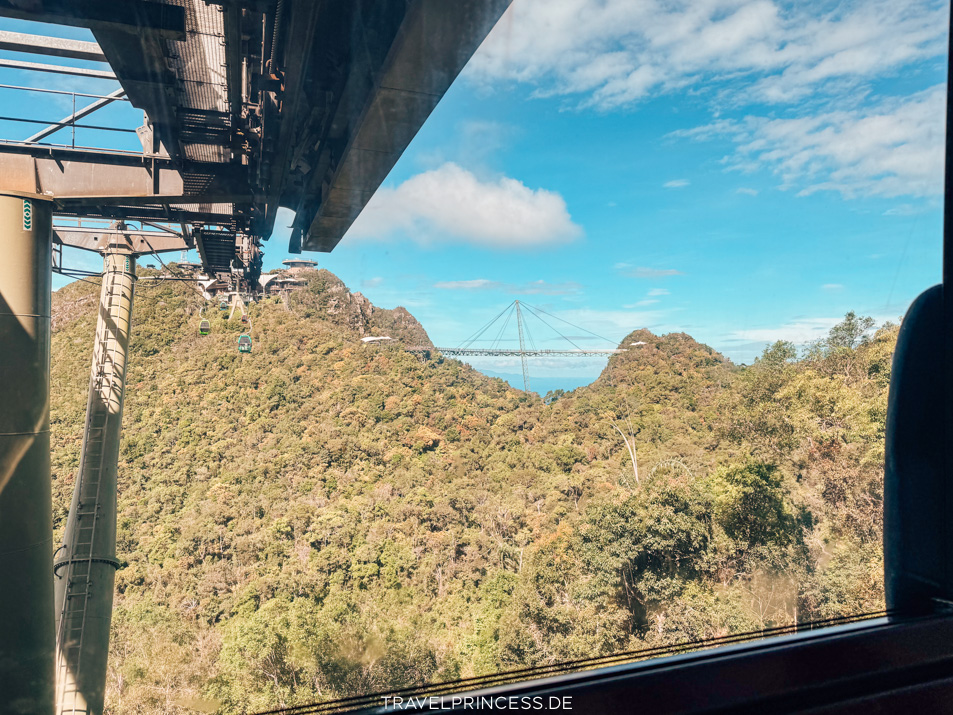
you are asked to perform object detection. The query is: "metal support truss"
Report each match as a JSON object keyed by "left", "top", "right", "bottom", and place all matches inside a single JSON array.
[
  {"left": 26, "top": 89, "right": 127, "bottom": 144},
  {"left": 0, "top": 30, "right": 107, "bottom": 62},
  {"left": 0, "top": 0, "right": 186, "bottom": 39}
]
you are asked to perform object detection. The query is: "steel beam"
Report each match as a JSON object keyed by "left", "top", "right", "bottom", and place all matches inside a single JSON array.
[
  {"left": 222, "top": 4, "right": 244, "bottom": 119},
  {"left": 54, "top": 204, "right": 240, "bottom": 227},
  {"left": 300, "top": 0, "right": 514, "bottom": 252},
  {"left": 0, "top": 145, "right": 245, "bottom": 230},
  {"left": 0, "top": 153, "right": 253, "bottom": 203},
  {"left": 0, "top": 58, "right": 116, "bottom": 80},
  {"left": 0, "top": 153, "right": 183, "bottom": 198},
  {"left": 0, "top": 142, "right": 171, "bottom": 164},
  {"left": 0, "top": 192, "right": 55, "bottom": 713},
  {"left": 0, "top": 30, "right": 107, "bottom": 63},
  {"left": 54, "top": 228, "right": 189, "bottom": 254},
  {"left": 0, "top": 0, "right": 186, "bottom": 40},
  {"left": 54, "top": 250, "right": 136, "bottom": 715},
  {"left": 86, "top": 29, "right": 182, "bottom": 162}
]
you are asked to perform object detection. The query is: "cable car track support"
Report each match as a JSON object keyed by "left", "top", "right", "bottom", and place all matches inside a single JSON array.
[{"left": 53, "top": 249, "right": 135, "bottom": 715}]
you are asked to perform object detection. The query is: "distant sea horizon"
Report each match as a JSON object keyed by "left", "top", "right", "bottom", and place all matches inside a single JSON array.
[{"left": 478, "top": 370, "right": 599, "bottom": 397}]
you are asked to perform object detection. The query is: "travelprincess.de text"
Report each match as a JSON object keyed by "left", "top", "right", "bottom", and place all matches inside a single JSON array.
[{"left": 382, "top": 695, "right": 573, "bottom": 710}]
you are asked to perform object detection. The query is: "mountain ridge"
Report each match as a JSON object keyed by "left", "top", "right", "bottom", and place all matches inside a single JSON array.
[{"left": 49, "top": 268, "right": 890, "bottom": 713}]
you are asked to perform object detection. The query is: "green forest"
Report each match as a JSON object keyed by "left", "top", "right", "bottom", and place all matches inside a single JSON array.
[{"left": 49, "top": 268, "right": 892, "bottom": 713}]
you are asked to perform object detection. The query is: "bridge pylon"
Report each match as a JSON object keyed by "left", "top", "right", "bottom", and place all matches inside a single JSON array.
[
  {"left": 514, "top": 301, "right": 531, "bottom": 393},
  {"left": 0, "top": 192, "right": 56, "bottom": 713}
]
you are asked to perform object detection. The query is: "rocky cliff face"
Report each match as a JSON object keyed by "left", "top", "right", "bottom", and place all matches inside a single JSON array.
[{"left": 300, "top": 269, "right": 432, "bottom": 346}]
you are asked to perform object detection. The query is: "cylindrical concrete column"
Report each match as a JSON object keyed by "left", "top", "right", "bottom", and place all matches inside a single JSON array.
[
  {"left": 54, "top": 250, "right": 136, "bottom": 715},
  {"left": 0, "top": 192, "right": 55, "bottom": 713}
]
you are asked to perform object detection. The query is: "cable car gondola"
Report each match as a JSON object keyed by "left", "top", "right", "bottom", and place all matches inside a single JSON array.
[
  {"left": 238, "top": 334, "right": 252, "bottom": 353},
  {"left": 198, "top": 319, "right": 210, "bottom": 335},
  {"left": 240, "top": 314, "right": 249, "bottom": 325},
  {"left": 219, "top": 299, "right": 228, "bottom": 311}
]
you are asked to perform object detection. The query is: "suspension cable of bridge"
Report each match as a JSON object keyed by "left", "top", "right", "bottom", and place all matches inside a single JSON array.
[{"left": 407, "top": 300, "right": 627, "bottom": 392}]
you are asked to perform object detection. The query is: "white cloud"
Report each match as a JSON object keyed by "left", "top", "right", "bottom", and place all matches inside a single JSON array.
[
  {"left": 517, "top": 280, "right": 582, "bottom": 295},
  {"left": 883, "top": 202, "right": 936, "bottom": 216},
  {"left": 470, "top": 0, "right": 947, "bottom": 109},
  {"left": 622, "top": 287, "right": 668, "bottom": 307},
  {"left": 553, "top": 307, "right": 671, "bottom": 341},
  {"left": 664, "top": 179, "right": 690, "bottom": 188},
  {"left": 615, "top": 263, "right": 683, "bottom": 278},
  {"left": 361, "top": 276, "right": 384, "bottom": 288},
  {"left": 435, "top": 279, "right": 498, "bottom": 291},
  {"left": 726, "top": 313, "right": 893, "bottom": 348},
  {"left": 678, "top": 85, "right": 946, "bottom": 198},
  {"left": 458, "top": 119, "right": 513, "bottom": 156},
  {"left": 736, "top": 187, "right": 760, "bottom": 196},
  {"left": 821, "top": 283, "right": 844, "bottom": 291},
  {"left": 347, "top": 163, "right": 581, "bottom": 248},
  {"left": 728, "top": 317, "right": 844, "bottom": 344},
  {"left": 434, "top": 278, "right": 581, "bottom": 296}
]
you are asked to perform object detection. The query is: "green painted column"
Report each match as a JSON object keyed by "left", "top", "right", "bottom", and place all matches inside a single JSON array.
[
  {"left": 54, "top": 250, "right": 136, "bottom": 715},
  {"left": 0, "top": 192, "right": 55, "bottom": 714}
]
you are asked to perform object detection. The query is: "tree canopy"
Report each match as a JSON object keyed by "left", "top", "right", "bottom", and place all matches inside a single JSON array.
[{"left": 49, "top": 271, "right": 891, "bottom": 713}]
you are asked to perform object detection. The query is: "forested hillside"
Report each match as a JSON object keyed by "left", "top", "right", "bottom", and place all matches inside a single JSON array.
[{"left": 49, "top": 269, "right": 892, "bottom": 713}]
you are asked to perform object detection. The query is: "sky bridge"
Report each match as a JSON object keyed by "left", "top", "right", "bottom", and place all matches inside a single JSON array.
[
  {"left": 405, "top": 300, "right": 625, "bottom": 393},
  {"left": 408, "top": 347, "right": 626, "bottom": 357}
]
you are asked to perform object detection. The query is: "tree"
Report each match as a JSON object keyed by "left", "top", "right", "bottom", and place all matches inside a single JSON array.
[
  {"left": 710, "top": 461, "right": 796, "bottom": 548},
  {"left": 758, "top": 341, "right": 797, "bottom": 367},
  {"left": 544, "top": 389, "right": 566, "bottom": 405},
  {"left": 825, "top": 312, "right": 876, "bottom": 351}
]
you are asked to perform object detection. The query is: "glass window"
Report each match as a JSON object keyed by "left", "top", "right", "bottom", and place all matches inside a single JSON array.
[{"left": 9, "top": 0, "right": 945, "bottom": 710}]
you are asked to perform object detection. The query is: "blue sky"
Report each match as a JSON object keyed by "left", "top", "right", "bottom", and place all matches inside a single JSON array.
[{"left": 2, "top": 1, "right": 948, "bottom": 390}]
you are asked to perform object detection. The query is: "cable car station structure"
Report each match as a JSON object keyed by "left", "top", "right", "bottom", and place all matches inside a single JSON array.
[
  {"left": 3, "top": 2, "right": 953, "bottom": 715},
  {"left": 0, "top": 1, "right": 511, "bottom": 711}
]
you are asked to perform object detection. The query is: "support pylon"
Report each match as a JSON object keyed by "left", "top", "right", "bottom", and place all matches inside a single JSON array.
[
  {"left": 0, "top": 192, "right": 55, "bottom": 713},
  {"left": 515, "top": 300, "right": 531, "bottom": 393},
  {"left": 54, "top": 249, "right": 136, "bottom": 715}
]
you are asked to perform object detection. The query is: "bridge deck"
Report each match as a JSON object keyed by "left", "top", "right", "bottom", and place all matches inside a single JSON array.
[{"left": 406, "top": 347, "right": 625, "bottom": 357}]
